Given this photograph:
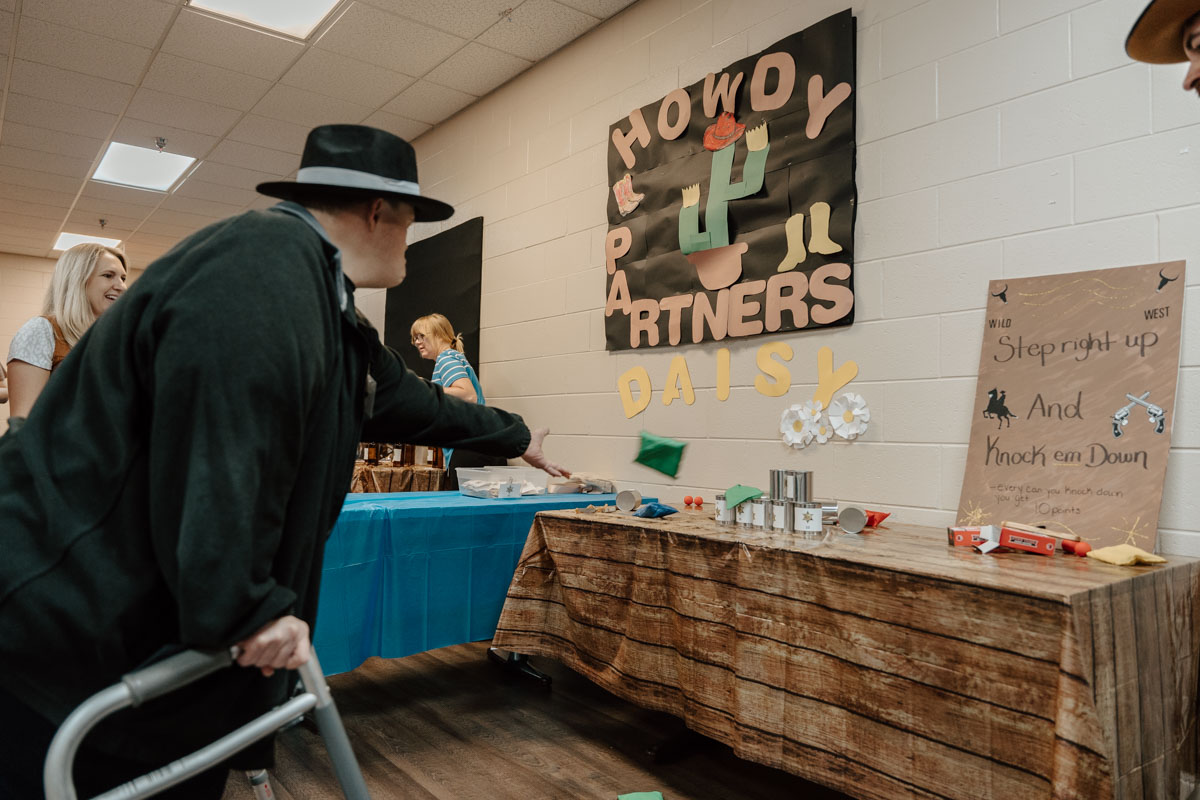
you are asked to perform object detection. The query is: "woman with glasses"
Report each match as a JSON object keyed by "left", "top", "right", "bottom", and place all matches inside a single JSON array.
[{"left": 410, "top": 313, "right": 506, "bottom": 489}]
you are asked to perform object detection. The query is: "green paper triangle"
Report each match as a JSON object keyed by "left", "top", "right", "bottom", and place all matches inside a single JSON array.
[
  {"left": 724, "top": 484, "right": 763, "bottom": 508},
  {"left": 635, "top": 431, "right": 686, "bottom": 478}
]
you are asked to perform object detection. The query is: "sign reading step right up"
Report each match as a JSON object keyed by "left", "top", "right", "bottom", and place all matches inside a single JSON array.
[{"left": 957, "top": 261, "right": 1185, "bottom": 552}]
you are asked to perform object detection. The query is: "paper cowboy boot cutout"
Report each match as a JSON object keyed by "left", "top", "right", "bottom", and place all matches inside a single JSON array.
[
  {"left": 678, "top": 119, "right": 770, "bottom": 291},
  {"left": 776, "top": 201, "right": 843, "bottom": 273}
]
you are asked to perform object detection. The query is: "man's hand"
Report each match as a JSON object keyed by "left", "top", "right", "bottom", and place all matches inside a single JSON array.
[
  {"left": 235, "top": 615, "right": 311, "bottom": 677},
  {"left": 521, "top": 427, "right": 570, "bottom": 478}
]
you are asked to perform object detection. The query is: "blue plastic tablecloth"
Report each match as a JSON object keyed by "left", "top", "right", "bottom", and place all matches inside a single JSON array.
[{"left": 313, "top": 491, "right": 630, "bottom": 675}]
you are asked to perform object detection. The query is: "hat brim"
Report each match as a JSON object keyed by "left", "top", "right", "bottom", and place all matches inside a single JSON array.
[
  {"left": 255, "top": 180, "right": 455, "bottom": 222},
  {"left": 1126, "top": 0, "right": 1200, "bottom": 64}
]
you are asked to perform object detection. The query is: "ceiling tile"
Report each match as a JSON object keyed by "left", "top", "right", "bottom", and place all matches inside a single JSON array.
[
  {"left": 478, "top": 0, "right": 597, "bottom": 61},
  {"left": 0, "top": 195, "right": 70, "bottom": 222},
  {"left": 9, "top": 59, "right": 136, "bottom": 113},
  {"left": 112, "top": 117, "right": 219, "bottom": 159},
  {"left": 65, "top": 211, "right": 140, "bottom": 237},
  {"left": 360, "top": 111, "right": 430, "bottom": 142},
  {"left": 188, "top": 160, "right": 280, "bottom": 191},
  {"left": 0, "top": 122, "right": 105, "bottom": 160},
  {"left": 21, "top": 0, "right": 177, "bottom": 48},
  {"left": 15, "top": 16, "right": 153, "bottom": 84},
  {"left": 315, "top": 3, "right": 464, "bottom": 76},
  {"left": 226, "top": 115, "right": 310, "bottom": 155},
  {"left": 208, "top": 139, "right": 298, "bottom": 176},
  {"left": 0, "top": 181, "right": 77, "bottom": 208},
  {"left": 252, "top": 84, "right": 371, "bottom": 128},
  {"left": 282, "top": 48, "right": 415, "bottom": 109},
  {"left": 125, "top": 87, "right": 242, "bottom": 136},
  {"left": 148, "top": 207, "right": 222, "bottom": 229},
  {"left": 162, "top": 9, "right": 304, "bottom": 81},
  {"left": 0, "top": 145, "right": 93, "bottom": 179},
  {"left": 80, "top": 181, "right": 167, "bottom": 209},
  {"left": 3, "top": 93, "right": 119, "bottom": 139},
  {"left": 556, "top": 0, "right": 635, "bottom": 18},
  {"left": 0, "top": 211, "right": 62, "bottom": 232},
  {"left": 137, "top": 219, "right": 199, "bottom": 239},
  {"left": 424, "top": 42, "right": 531, "bottom": 97},
  {"left": 173, "top": 177, "right": 258, "bottom": 207},
  {"left": 383, "top": 80, "right": 475, "bottom": 125},
  {"left": 0, "top": 12, "right": 12, "bottom": 58},
  {"left": 0, "top": 164, "right": 83, "bottom": 194},
  {"left": 143, "top": 52, "right": 271, "bottom": 111},
  {"left": 358, "top": 0, "right": 516, "bottom": 39},
  {"left": 124, "top": 231, "right": 184, "bottom": 249},
  {"left": 159, "top": 192, "right": 243, "bottom": 219}
]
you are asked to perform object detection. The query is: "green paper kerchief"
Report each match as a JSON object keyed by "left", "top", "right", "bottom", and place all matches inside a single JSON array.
[
  {"left": 634, "top": 431, "right": 686, "bottom": 478},
  {"left": 724, "top": 484, "right": 763, "bottom": 508}
]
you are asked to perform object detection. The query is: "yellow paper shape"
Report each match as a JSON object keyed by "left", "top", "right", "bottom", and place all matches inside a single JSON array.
[
  {"left": 663, "top": 355, "right": 696, "bottom": 406},
  {"left": 754, "top": 341, "right": 792, "bottom": 397},
  {"left": 619, "top": 366, "right": 652, "bottom": 418},
  {"left": 813, "top": 346, "right": 857, "bottom": 408},
  {"left": 1086, "top": 544, "right": 1167, "bottom": 566}
]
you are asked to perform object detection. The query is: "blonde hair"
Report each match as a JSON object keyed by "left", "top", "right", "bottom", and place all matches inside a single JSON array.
[
  {"left": 41, "top": 243, "right": 127, "bottom": 346},
  {"left": 410, "top": 313, "right": 464, "bottom": 353}
]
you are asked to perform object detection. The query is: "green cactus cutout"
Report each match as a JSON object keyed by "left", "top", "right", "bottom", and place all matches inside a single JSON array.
[{"left": 679, "top": 123, "right": 770, "bottom": 256}]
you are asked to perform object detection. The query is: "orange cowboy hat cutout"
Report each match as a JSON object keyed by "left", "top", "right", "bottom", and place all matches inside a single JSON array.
[{"left": 703, "top": 112, "right": 746, "bottom": 151}]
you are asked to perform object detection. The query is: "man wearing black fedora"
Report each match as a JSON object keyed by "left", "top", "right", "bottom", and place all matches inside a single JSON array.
[
  {"left": 0, "top": 124, "right": 567, "bottom": 798},
  {"left": 1127, "top": 0, "right": 1200, "bottom": 89}
]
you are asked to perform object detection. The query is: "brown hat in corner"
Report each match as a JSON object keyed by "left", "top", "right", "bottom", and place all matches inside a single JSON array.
[{"left": 1126, "top": 0, "right": 1200, "bottom": 64}]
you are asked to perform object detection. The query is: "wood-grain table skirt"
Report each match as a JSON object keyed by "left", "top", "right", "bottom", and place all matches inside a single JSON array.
[
  {"left": 349, "top": 462, "right": 446, "bottom": 493},
  {"left": 492, "top": 510, "right": 1200, "bottom": 800}
]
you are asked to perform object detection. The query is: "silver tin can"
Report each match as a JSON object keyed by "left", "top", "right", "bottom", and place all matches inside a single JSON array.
[
  {"left": 751, "top": 498, "right": 768, "bottom": 529},
  {"left": 793, "top": 501, "right": 823, "bottom": 533},
  {"left": 736, "top": 500, "right": 753, "bottom": 527},
  {"left": 786, "top": 470, "right": 813, "bottom": 503},
  {"left": 715, "top": 492, "right": 734, "bottom": 525},
  {"left": 770, "top": 499, "right": 792, "bottom": 532},
  {"left": 769, "top": 469, "right": 788, "bottom": 500}
]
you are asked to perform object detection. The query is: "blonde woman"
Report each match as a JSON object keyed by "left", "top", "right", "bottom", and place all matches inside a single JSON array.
[
  {"left": 411, "top": 313, "right": 506, "bottom": 488},
  {"left": 6, "top": 243, "right": 127, "bottom": 417}
]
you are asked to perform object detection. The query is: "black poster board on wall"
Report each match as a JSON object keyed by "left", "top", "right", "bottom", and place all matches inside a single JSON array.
[{"left": 384, "top": 216, "right": 484, "bottom": 382}]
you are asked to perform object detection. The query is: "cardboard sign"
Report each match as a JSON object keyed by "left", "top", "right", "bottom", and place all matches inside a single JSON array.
[
  {"left": 604, "top": 10, "right": 857, "bottom": 351},
  {"left": 957, "top": 261, "right": 1185, "bottom": 551}
]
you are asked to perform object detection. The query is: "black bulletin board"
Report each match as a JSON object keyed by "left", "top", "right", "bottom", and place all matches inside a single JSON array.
[{"left": 384, "top": 216, "right": 484, "bottom": 381}]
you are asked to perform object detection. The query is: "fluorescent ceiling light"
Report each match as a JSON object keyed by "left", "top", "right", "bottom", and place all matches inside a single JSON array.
[
  {"left": 187, "top": 0, "right": 341, "bottom": 38},
  {"left": 54, "top": 232, "right": 123, "bottom": 251},
  {"left": 92, "top": 142, "right": 196, "bottom": 192}
]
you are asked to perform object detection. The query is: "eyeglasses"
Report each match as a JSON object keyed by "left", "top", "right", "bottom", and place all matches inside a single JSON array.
[{"left": 411, "top": 333, "right": 426, "bottom": 344}]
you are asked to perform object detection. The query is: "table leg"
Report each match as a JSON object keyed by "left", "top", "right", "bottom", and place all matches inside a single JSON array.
[{"left": 486, "top": 647, "right": 552, "bottom": 687}]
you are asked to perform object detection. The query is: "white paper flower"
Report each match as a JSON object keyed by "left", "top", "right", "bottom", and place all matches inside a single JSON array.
[
  {"left": 780, "top": 404, "right": 813, "bottom": 448},
  {"left": 829, "top": 392, "right": 870, "bottom": 439},
  {"left": 806, "top": 414, "right": 834, "bottom": 444},
  {"left": 800, "top": 399, "right": 833, "bottom": 444}
]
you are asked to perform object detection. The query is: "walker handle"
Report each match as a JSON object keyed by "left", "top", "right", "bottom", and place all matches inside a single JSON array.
[{"left": 122, "top": 648, "right": 235, "bottom": 706}]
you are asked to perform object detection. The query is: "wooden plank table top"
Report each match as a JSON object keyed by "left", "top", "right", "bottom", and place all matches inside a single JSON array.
[{"left": 493, "top": 508, "right": 1200, "bottom": 800}]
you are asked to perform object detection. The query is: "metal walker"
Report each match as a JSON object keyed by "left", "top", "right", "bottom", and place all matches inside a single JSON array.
[{"left": 43, "top": 647, "right": 370, "bottom": 800}]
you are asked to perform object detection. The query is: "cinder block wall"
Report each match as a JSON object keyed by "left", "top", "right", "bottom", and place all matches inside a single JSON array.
[{"left": 410, "top": 0, "right": 1200, "bottom": 552}]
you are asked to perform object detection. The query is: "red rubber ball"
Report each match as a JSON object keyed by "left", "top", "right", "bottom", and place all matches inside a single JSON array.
[
  {"left": 693, "top": 496, "right": 703, "bottom": 506},
  {"left": 683, "top": 495, "right": 693, "bottom": 505}
]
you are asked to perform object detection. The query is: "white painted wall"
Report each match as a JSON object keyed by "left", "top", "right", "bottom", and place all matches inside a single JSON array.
[{"left": 410, "top": 0, "right": 1200, "bottom": 553}]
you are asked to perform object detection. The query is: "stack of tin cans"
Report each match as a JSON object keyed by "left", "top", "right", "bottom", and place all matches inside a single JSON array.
[{"left": 714, "top": 470, "right": 831, "bottom": 534}]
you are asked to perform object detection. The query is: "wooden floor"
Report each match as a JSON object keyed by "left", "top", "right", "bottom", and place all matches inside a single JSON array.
[{"left": 223, "top": 641, "right": 852, "bottom": 800}]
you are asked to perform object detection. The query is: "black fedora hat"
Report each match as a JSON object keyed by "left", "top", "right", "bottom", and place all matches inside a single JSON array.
[
  {"left": 1127, "top": 0, "right": 1200, "bottom": 64},
  {"left": 257, "top": 124, "right": 454, "bottom": 222}
]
